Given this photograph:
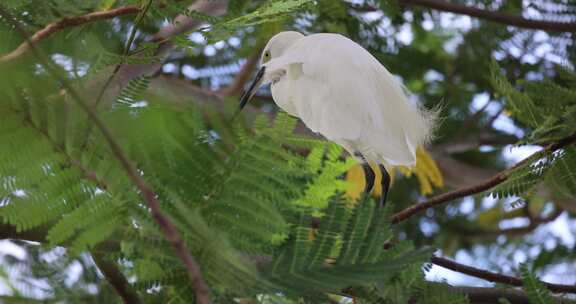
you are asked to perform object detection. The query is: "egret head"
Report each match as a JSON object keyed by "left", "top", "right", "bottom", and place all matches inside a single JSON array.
[
  {"left": 260, "top": 31, "right": 304, "bottom": 64},
  {"left": 239, "top": 31, "right": 304, "bottom": 110}
]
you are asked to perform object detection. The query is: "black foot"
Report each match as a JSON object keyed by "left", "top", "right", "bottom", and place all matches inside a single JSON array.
[{"left": 379, "top": 164, "right": 391, "bottom": 206}]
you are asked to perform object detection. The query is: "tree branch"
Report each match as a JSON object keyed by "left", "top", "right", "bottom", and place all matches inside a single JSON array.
[
  {"left": 0, "top": 0, "right": 207, "bottom": 63},
  {"left": 448, "top": 207, "right": 564, "bottom": 240},
  {"left": 0, "top": 223, "right": 47, "bottom": 242},
  {"left": 0, "top": 7, "right": 211, "bottom": 304},
  {"left": 398, "top": 0, "right": 576, "bottom": 33},
  {"left": 443, "top": 285, "right": 574, "bottom": 304},
  {"left": 0, "top": 5, "right": 140, "bottom": 62},
  {"left": 219, "top": 49, "right": 263, "bottom": 97},
  {"left": 391, "top": 133, "right": 576, "bottom": 224},
  {"left": 92, "top": 253, "right": 142, "bottom": 304},
  {"left": 433, "top": 132, "right": 519, "bottom": 154},
  {"left": 83, "top": 0, "right": 228, "bottom": 108},
  {"left": 0, "top": 223, "right": 136, "bottom": 303},
  {"left": 431, "top": 256, "right": 576, "bottom": 294}
]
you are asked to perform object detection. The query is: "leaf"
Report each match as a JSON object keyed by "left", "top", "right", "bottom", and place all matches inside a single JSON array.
[
  {"left": 490, "top": 152, "right": 559, "bottom": 199},
  {"left": 98, "top": 0, "right": 116, "bottom": 11},
  {"left": 546, "top": 147, "right": 576, "bottom": 199},
  {"left": 519, "top": 264, "right": 555, "bottom": 304},
  {"left": 116, "top": 75, "right": 151, "bottom": 106},
  {"left": 490, "top": 61, "right": 542, "bottom": 129},
  {"left": 203, "top": 0, "right": 313, "bottom": 42}
]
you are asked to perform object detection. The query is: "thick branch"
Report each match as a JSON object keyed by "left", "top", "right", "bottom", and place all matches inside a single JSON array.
[
  {"left": 431, "top": 256, "right": 576, "bottom": 294},
  {"left": 0, "top": 7, "right": 211, "bottom": 304},
  {"left": 0, "top": 223, "right": 46, "bottom": 242},
  {"left": 443, "top": 286, "right": 573, "bottom": 304},
  {"left": 398, "top": 0, "right": 576, "bottom": 32},
  {"left": 391, "top": 133, "right": 576, "bottom": 224},
  {"left": 92, "top": 253, "right": 141, "bottom": 304},
  {"left": 0, "top": 6, "right": 140, "bottom": 62}
]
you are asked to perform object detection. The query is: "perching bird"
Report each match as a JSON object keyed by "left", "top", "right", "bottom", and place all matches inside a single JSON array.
[{"left": 239, "top": 31, "right": 436, "bottom": 205}]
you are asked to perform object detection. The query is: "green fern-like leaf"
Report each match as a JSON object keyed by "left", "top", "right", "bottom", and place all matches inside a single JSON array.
[
  {"left": 490, "top": 61, "right": 542, "bottom": 129},
  {"left": 519, "top": 264, "right": 555, "bottom": 304},
  {"left": 491, "top": 62, "right": 576, "bottom": 144},
  {"left": 546, "top": 147, "right": 576, "bottom": 199},
  {"left": 265, "top": 199, "right": 433, "bottom": 299},
  {"left": 116, "top": 76, "right": 151, "bottom": 106},
  {"left": 489, "top": 152, "right": 560, "bottom": 199}
]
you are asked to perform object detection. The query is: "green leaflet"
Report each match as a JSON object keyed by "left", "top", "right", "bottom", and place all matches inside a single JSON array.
[
  {"left": 519, "top": 264, "right": 555, "bottom": 304},
  {"left": 414, "top": 283, "right": 469, "bottom": 304},
  {"left": 546, "top": 147, "right": 576, "bottom": 199},
  {"left": 116, "top": 75, "right": 151, "bottom": 106},
  {"left": 490, "top": 61, "right": 576, "bottom": 144},
  {"left": 488, "top": 147, "right": 576, "bottom": 200},
  {"left": 264, "top": 199, "right": 433, "bottom": 300},
  {"left": 489, "top": 152, "right": 560, "bottom": 199},
  {"left": 2, "top": 89, "right": 428, "bottom": 300},
  {"left": 170, "top": 0, "right": 313, "bottom": 44}
]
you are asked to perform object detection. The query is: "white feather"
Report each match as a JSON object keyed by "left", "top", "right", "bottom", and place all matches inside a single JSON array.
[{"left": 263, "top": 32, "right": 436, "bottom": 167}]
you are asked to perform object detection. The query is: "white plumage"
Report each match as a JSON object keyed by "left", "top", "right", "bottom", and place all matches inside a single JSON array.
[
  {"left": 260, "top": 31, "right": 435, "bottom": 167},
  {"left": 239, "top": 31, "right": 437, "bottom": 203}
]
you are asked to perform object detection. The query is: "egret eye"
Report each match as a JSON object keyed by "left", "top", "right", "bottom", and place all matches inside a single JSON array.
[{"left": 263, "top": 51, "right": 271, "bottom": 62}]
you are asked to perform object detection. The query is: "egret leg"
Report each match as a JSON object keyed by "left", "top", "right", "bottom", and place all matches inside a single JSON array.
[
  {"left": 362, "top": 163, "right": 376, "bottom": 195},
  {"left": 354, "top": 152, "right": 375, "bottom": 195},
  {"left": 378, "top": 164, "right": 391, "bottom": 206}
]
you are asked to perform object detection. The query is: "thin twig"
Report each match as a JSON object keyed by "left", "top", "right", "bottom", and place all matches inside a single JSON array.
[
  {"left": 0, "top": 1, "right": 194, "bottom": 63},
  {"left": 93, "top": 0, "right": 153, "bottom": 108},
  {"left": 431, "top": 256, "right": 576, "bottom": 294},
  {"left": 456, "top": 99, "right": 493, "bottom": 138},
  {"left": 391, "top": 132, "right": 576, "bottom": 224},
  {"left": 16, "top": 105, "right": 111, "bottom": 191},
  {"left": 0, "top": 6, "right": 140, "bottom": 62},
  {"left": 398, "top": 0, "right": 576, "bottom": 33},
  {"left": 0, "top": 6, "right": 212, "bottom": 304},
  {"left": 450, "top": 207, "right": 564, "bottom": 239},
  {"left": 219, "top": 48, "right": 263, "bottom": 97},
  {"left": 486, "top": 107, "right": 505, "bottom": 128},
  {"left": 92, "top": 253, "right": 142, "bottom": 304}
]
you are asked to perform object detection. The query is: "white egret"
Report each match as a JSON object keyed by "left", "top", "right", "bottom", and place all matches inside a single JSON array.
[{"left": 239, "top": 31, "right": 436, "bottom": 205}]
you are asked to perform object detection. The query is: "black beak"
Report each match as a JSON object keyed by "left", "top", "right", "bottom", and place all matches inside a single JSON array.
[{"left": 239, "top": 66, "right": 266, "bottom": 111}]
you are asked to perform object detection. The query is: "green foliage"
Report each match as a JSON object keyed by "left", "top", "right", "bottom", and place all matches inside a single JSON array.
[
  {"left": 491, "top": 62, "right": 576, "bottom": 145},
  {"left": 264, "top": 199, "right": 433, "bottom": 301},
  {"left": 486, "top": 145, "right": 576, "bottom": 202},
  {"left": 164, "top": 0, "right": 313, "bottom": 46},
  {"left": 116, "top": 75, "right": 151, "bottom": 106},
  {"left": 519, "top": 264, "right": 555, "bottom": 304},
  {"left": 486, "top": 63, "right": 576, "bottom": 204},
  {"left": 1, "top": 0, "right": 576, "bottom": 302},
  {"left": 291, "top": 144, "right": 356, "bottom": 212},
  {"left": 413, "top": 283, "right": 469, "bottom": 304},
  {"left": 546, "top": 147, "right": 576, "bottom": 199},
  {"left": 489, "top": 152, "right": 559, "bottom": 199},
  {"left": 209, "top": 0, "right": 312, "bottom": 32},
  {"left": 1, "top": 84, "right": 426, "bottom": 300},
  {"left": 0, "top": 101, "right": 130, "bottom": 255}
]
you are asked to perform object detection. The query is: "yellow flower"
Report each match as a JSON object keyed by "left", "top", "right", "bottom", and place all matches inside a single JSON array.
[{"left": 345, "top": 147, "right": 444, "bottom": 200}]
